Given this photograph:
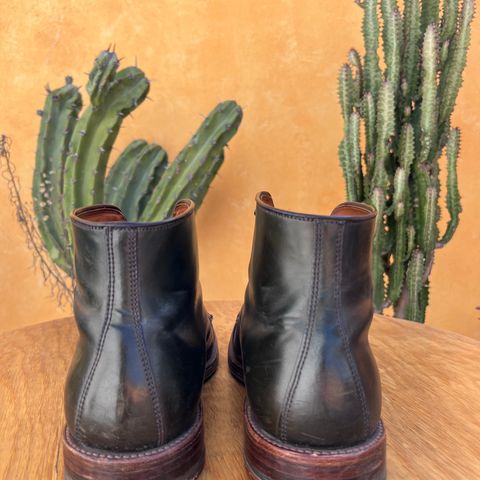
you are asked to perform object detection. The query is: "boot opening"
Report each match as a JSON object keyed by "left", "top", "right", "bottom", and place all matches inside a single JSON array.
[
  {"left": 173, "top": 200, "right": 193, "bottom": 217},
  {"left": 257, "top": 192, "right": 374, "bottom": 219},
  {"left": 74, "top": 205, "right": 127, "bottom": 223},
  {"left": 330, "top": 203, "right": 375, "bottom": 217}
]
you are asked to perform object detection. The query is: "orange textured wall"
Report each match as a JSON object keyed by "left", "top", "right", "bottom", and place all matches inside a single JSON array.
[{"left": 0, "top": 1, "right": 478, "bottom": 337}]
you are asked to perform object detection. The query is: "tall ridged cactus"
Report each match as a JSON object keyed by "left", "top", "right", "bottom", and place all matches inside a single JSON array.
[
  {"left": 30, "top": 48, "right": 242, "bottom": 285},
  {"left": 338, "top": 0, "right": 474, "bottom": 322}
]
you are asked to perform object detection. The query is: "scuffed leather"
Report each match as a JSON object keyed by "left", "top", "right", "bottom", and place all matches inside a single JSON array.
[
  {"left": 232, "top": 192, "right": 382, "bottom": 448},
  {"left": 64, "top": 201, "right": 215, "bottom": 452}
]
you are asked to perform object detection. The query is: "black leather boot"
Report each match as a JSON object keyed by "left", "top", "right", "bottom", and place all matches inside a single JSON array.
[
  {"left": 228, "top": 192, "right": 386, "bottom": 480},
  {"left": 63, "top": 200, "right": 218, "bottom": 480}
]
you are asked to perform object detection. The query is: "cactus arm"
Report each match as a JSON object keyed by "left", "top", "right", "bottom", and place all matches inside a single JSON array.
[
  {"left": 438, "top": 0, "right": 475, "bottom": 126},
  {"left": 415, "top": 26, "right": 439, "bottom": 255},
  {"left": 104, "top": 139, "right": 148, "bottom": 205},
  {"left": 362, "top": 0, "right": 382, "bottom": 96},
  {"left": 63, "top": 66, "right": 150, "bottom": 218},
  {"left": 86, "top": 49, "right": 119, "bottom": 107},
  {"left": 348, "top": 112, "right": 362, "bottom": 200},
  {"left": 399, "top": 122, "right": 415, "bottom": 172},
  {"left": 419, "top": 24, "right": 439, "bottom": 164},
  {"left": 184, "top": 151, "right": 225, "bottom": 208},
  {"left": 120, "top": 144, "right": 168, "bottom": 221},
  {"left": 389, "top": 214, "right": 407, "bottom": 303},
  {"left": 338, "top": 64, "right": 357, "bottom": 200},
  {"left": 137, "top": 151, "right": 170, "bottom": 218},
  {"left": 338, "top": 64, "right": 354, "bottom": 127},
  {"left": 348, "top": 49, "right": 364, "bottom": 106},
  {"left": 439, "top": 128, "right": 462, "bottom": 245},
  {"left": 371, "top": 187, "right": 386, "bottom": 311},
  {"left": 406, "top": 224, "right": 416, "bottom": 259},
  {"left": 339, "top": 139, "right": 357, "bottom": 201},
  {"left": 388, "top": 123, "right": 414, "bottom": 303},
  {"left": 140, "top": 101, "right": 243, "bottom": 221},
  {"left": 372, "top": 81, "right": 395, "bottom": 190},
  {"left": 405, "top": 249, "right": 426, "bottom": 322},
  {"left": 388, "top": 167, "right": 407, "bottom": 303},
  {"left": 402, "top": 0, "right": 421, "bottom": 100},
  {"left": 381, "top": 1, "right": 403, "bottom": 91},
  {"left": 441, "top": 0, "right": 459, "bottom": 41},
  {"left": 420, "top": 186, "right": 439, "bottom": 264},
  {"left": 421, "top": 0, "right": 440, "bottom": 31},
  {"left": 362, "top": 92, "right": 376, "bottom": 160},
  {"left": 32, "top": 77, "right": 82, "bottom": 274}
]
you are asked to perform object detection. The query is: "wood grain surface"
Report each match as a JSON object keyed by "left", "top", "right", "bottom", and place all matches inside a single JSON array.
[{"left": 0, "top": 301, "right": 479, "bottom": 479}]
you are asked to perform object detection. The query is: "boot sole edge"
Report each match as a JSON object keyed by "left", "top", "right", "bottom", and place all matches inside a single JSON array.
[
  {"left": 63, "top": 407, "right": 205, "bottom": 480},
  {"left": 245, "top": 403, "right": 386, "bottom": 480}
]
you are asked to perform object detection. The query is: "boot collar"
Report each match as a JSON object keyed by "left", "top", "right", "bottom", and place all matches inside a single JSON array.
[
  {"left": 71, "top": 199, "right": 195, "bottom": 228},
  {"left": 255, "top": 191, "right": 376, "bottom": 222}
]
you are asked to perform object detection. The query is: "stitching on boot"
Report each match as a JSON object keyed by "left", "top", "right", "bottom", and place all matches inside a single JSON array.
[
  {"left": 258, "top": 205, "right": 374, "bottom": 223},
  {"left": 127, "top": 229, "right": 165, "bottom": 446},
  {"left": 71, "top": 211, "right": 193, "bottom": 231},
  {"left": 66, "top": 408, "right": 202, "bottom": 459},
  {"left": 334, "top": 223, "right": 370, "bottom": 438},
  {"left": 248, "top": 405, "right": 384, "bottom": 456},
  {"left": 74, "top": 227, "right": 115, "bottom": 439},
  {"left": 278, "top": 221, "right": 322, "bottom": 441}
]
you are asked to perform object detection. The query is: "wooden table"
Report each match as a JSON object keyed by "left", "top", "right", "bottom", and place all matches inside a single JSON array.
[{"left": 1, "top": 301, "right": 479, "bottom": 479}]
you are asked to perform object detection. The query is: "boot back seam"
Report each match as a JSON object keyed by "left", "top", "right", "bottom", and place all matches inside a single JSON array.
[
  {"left": 278, "top": 220, "right": 323, "bottom": 441},
  {"left": 127, "top": 229, "right": 165, "bottom": 446},
  {"left": 334, "top": 223, "right": 370, "bottom": 438},
  {"left": 74, "top": 227, "right": 116, "bottom": 439}
]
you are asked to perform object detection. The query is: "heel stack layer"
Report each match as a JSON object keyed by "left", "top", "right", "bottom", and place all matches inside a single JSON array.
[
  {"left": 63, "top": 409, "right": 205, "bottom": 480},
  {"left": 245, "top": 404, "right": 386, "bottom": 480}
]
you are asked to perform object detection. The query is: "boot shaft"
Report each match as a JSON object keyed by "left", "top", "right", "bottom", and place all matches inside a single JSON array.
[
  {"left": 238, "top": 192, "right": 382, "bottom": 447},
  {"left": 65, "top": 201, "right": 210, "bottom": 452}
]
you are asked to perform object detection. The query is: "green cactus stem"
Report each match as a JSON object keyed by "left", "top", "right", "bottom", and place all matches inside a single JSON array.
[
  {"left": 440, "top": 128, "right": 462, "bottom": 244},
  {"left": 406, "top": 249, "right": 426, "bottom": 322},
  {"left": 109, "top": 142, "right": 168, "bottom": 221},
  {"left": 438, "top": 0, "right": 475, "bottom": 127},
  {"left": 362, "top": 0, "right": 381, "bottom": 97},
  {"left": 87, "top": 49, "right": 120, "bottom": 107},
  {"left": 338, "top": 0, "right": 474, "bottom": 321},
  {"left": 141, "top": 100, "right": 243, "bottom": 221},
  {"left": 63, "top": 65, "right": 150, "bottom": 218},
  {"left": 32, "top": 77, "right": 82, "bottom": 274},
  {"left": 104, "top": 139, "right": 149, "bottom": 206}
]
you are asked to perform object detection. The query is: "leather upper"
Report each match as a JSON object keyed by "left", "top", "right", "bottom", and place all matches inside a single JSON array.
[
  {"left": 233, "top": 192, "right": 382, "bottom": 448},
  {"left": 64, "top": 201, "right": 214, "bottom": 452}
]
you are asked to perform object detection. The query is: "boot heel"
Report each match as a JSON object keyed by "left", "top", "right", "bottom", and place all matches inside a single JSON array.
[
  {"left": 244, "top": 404, "right": 386, "bottom": 480},
  {"left": 63, "top": 409, "right": 205, "bottom": 480}
]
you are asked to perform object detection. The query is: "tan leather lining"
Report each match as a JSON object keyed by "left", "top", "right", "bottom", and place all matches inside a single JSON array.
[
  {"left": 173, "top": 200, "right": 191, "bottom": 217},
  {"left": 257, "top": 192, "right": 375, "bottom": 219},
  {"left": 259, "top": 192, "right": 275, "bottom": 207},
  {"left": 330, "top": 204, "right": 373, "bottom": 217},
  {"left": 75, "top": 206, "right": 127, "bottom": 223}
]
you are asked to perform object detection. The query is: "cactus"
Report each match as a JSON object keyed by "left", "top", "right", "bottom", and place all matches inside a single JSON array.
[
  {"left": 338, "top": 0, "right": 474, "bottom": 322},
  {"left": 7, "top": 49, "right": 242, "bottom": 296}
]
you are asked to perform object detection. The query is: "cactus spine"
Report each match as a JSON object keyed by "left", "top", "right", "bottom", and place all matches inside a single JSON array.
[
  {"left": 29, "top": 49, "right": 242, "bottom": 285},
  {"left": 338, "top": 0, "right": 474, "bottom": 322}
]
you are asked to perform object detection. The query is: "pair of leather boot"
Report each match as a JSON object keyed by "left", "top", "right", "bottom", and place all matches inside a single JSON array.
[{"left": 63, "top": 192, "right": 386, "bottom": 480}]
